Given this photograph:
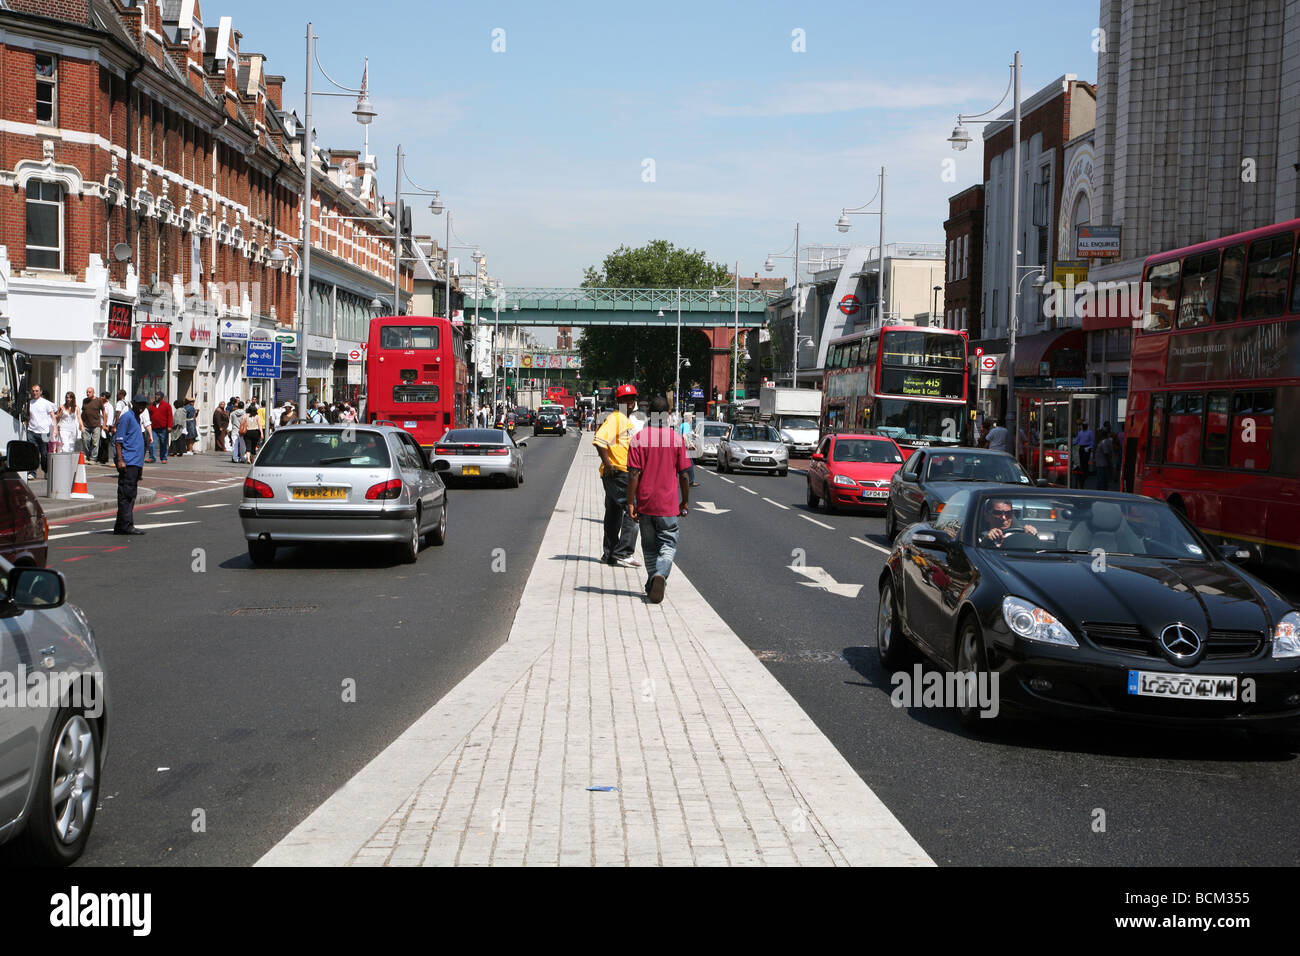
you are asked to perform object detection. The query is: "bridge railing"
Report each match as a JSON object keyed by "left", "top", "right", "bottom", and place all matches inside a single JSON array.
[{"left": 472, "top": 287, "right": 779, "bottom": 311}]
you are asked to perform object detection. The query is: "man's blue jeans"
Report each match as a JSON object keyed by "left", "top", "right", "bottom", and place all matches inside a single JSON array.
[
  {"left": 152, "top": 430, "right": 169, "bottom": 461},
  {"left": 638, "top": 514, "right": 680, "bottom": 583}
]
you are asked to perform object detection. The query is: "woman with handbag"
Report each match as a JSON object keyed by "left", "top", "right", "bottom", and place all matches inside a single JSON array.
[{"left": 54, "top": 391, "right": 83, "bottom": 454}]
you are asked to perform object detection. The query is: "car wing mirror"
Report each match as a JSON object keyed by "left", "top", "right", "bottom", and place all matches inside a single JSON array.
[
  {"left": 4, "top": 440, "right": 39, "bottom": 474},
  {"left": 811, "top": 452, "right": 824, "bottom": 461},
  {"left": 1035, "top": 478, "right": 1050, "bottom": 487},
  {"left": 1219, "top": 544, "right": 1249, "bottom": 563},
  {"left": 8, "top": 567, "right": 66, "bottom": 610},
  {"left": 910, "top": 530, "right": 947, "bottom": 550}
]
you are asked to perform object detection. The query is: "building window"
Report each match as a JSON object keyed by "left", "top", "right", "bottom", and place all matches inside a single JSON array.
[
  {"left": 35, "top": 53, "right": 57, "bottom": 125},
  {"left": 960, "top": 235, "right": 968, "bottom": 279},
  {"left": 25, "top": 180, "right": 63, "bottom": 271}
]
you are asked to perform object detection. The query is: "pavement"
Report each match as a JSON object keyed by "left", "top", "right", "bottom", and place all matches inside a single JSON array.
[{"left": 258, "top": 439, "right": 932, "bottom": 867}]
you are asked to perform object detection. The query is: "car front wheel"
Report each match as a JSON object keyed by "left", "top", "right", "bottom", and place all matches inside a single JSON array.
[
  {"left": 12, "top": 708, "right": 101, "bottom": 865},
  {"left": 955, "top": 616, "right": 998, "bottom": 730}
]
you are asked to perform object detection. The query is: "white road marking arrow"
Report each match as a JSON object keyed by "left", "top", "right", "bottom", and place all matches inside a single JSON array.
[
  {"left": 694, "top": 501, "right": 730, "bottom": 515},
  {"left": 787, "top": 565, "right": 863, "bottom": 598}
]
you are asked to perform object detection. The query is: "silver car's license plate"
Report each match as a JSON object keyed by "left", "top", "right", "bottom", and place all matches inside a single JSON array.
[
  {"left": 750, "top": 457, "right": 773, "bottom": 464},
  {"left": 1126, "top": 670, "right": 1237, "bottom": 700}
]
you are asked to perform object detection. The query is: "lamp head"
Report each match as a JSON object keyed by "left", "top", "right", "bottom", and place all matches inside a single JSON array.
[
  {"left": 948, "top": 122, "right": 971, "bottom": 151},
  {"left": 269, "top": 245, "right": 288, "bottom": 262},
  {"left": 429, "top": 192, "right": 444, "bottom": 215},
  {"left": 352, "top": 92, "right": 377, "bottom": 126},
  {"left": 763, "top": 256, "right": 775, "bottom": 272},
  {"left": 835, "top": 211, "right": 851, "bottom": 234}
]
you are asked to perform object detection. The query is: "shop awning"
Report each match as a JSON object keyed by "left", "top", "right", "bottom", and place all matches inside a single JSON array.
[
  {"left": 1079, "top": 288, "right": 1139, "bottom": 331},
  {"left": 1013, "top": 328, "right": 1085, "bottom": 378}
]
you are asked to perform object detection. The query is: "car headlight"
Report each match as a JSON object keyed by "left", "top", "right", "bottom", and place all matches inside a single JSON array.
[
  {"left": 832, "top": 474, "right": 857, "bottom": 486},
  {"left": 1272, "top": 611, "right": 1300, "bottom": 658},
  {"left": 1001, "top": 596, "right": 1078, "bottom": 648}
]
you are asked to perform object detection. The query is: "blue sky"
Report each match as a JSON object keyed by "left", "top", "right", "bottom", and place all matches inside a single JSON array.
[{"left": 214, "top": 0, "right": 1100, "bottom": 303}]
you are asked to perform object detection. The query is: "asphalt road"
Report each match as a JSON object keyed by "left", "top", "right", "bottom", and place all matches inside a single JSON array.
[
  {"left": 54, "top": 431, "right": 583, "bottom": 866},
  {"left": 674, "top": 461, "right": 1300, "bottom": 866}
]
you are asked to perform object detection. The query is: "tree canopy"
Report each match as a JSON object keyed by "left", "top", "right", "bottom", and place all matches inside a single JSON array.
[{"left": 577, "top": 241, "right": 730, "bottom": 395}]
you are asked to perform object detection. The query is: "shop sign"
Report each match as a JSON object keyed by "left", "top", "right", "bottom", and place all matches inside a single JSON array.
[
  {"left": 107, "top": 302, "right": 133, "bottom": 340},
  {"left": 140, "top": 325, "right": 170, "bottom": 351},
  {"left": 219, "top": 318, "right": 250, "bottom": 340}
]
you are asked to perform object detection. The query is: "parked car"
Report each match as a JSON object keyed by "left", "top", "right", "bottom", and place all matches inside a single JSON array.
[
  {"left": 877, "top": 487, "right": 1300, "bottom": 744},
  {"left": 691, "top": 421, "right": 731, "bottom": 464},
  {"left": 534, "top": 408, "right": 565, "bottom": 436},
  {"left": 0, "top": 441, "right": 46, "bottom": 566},
  {"left": 0, "top": 558, "right": 108, "bottom": 864},
  {"left": 433, "top": 427, "right": 527, "bottom": 487},
  {"left": 805, "top": 433, "right": 904, "bottom": 514},
  {"left": 239, "top": 424, "right": 450, "bottom": 565},
  {"left": 717, "top": 423, "right": 789, "bottom": 476},
  {"left": 885, "top": 447, "right": 1038, "bottom": 542}
]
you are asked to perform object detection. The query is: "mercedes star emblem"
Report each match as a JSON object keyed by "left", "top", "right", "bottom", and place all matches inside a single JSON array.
[{"left": 1159, "top": 623, "right": 1202, "bottom": 661}]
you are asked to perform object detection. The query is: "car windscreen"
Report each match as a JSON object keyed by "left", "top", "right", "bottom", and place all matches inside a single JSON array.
[
  {"left": 257, "top": 429, "right": 391, "bottom": 468},
  {"left": 974, "top": 496, "right": 1207, "bottom": 558},
  {"left": 699, "top": 424, "right": 730, "bottom": 438},
  {"left": 926, "top": 453, "right": 1025, "bottom": 483},
  {"left": 443, "top": 429, "right": 506, "bottom": 444},
  {"left": 782, "top": 418, "right": 818, "bottom": 430},
  {"left": 730, "top": 425, "right": 780, "bottom": 442},
  {"left": 833, "top": 439, "right": 903, "bottom": 464}
]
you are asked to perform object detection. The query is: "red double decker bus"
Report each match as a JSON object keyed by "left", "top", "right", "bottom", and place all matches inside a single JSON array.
[
  {"left": 365, "top": 315, "right": 467, "bottom": 447},
  {"left": 1128, "top": 216, "right": 1300, "bottom": 566},
  {"left": 821, "top": 325, "right": 969, "bottom": 453}
]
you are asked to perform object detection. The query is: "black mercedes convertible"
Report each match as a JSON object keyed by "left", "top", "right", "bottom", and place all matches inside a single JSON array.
[{"left": 876, "top": 486, "right": 1300, "bottom": 741}]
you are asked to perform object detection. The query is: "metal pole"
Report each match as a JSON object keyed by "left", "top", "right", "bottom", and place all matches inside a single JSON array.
[
  {"left": 1008, "top": 51, "right": 1022, "bottom": 462},
  {"left": 732, "top": 259, "right": 738, "bottom": 403},
  {"left": 878, "top": 166, "right": 886, "bottom": 327},
  {"left": 792, "top": 222, "right": 800, "bottom": 388},
  {"left": 393, "top": 145, "right": 401, "bottom": 316},
  {"left": 675, "top": 286, "right": 681, "bottom": 418},
  {"left": 298, "top": 23, "right": 312, "bottom": 416}
]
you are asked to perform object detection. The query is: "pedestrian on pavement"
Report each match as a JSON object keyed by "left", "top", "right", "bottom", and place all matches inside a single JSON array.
[
  {"left": 280, "top": 402, "right": 298, "bottom": 428},
  {"left": 212, "top": 401, "right": 229, "bottom": 453},
  {"left": 184, "top": 396, "right": 198, "bottom": 454},
  {"left": 984, "top": 417, "right": 1009, "bottom": 453},
  {"left": 54, "top": 391, "right": 82, "bottom": 454},
  {"left": 81, "top": 386, "right": 105, "bottom": 460},
  {"left": 1094, "top": 428, "right": 1115, "bottom": 492},
  {"left": 170, "top": 398, "right": 187, "bottom": 456},
  {"left": 628, "top": 395, "right": 691, "bottom": 604},
  {"left": 98, "top": 389, "right": 115, "bottom": 464},
  {"left": 230, "top": 400, "right": 247, "bottom": 463},
  {"left": 25, "top": 383, "right": 57, "bottom": 478},
  {"left": 113, "top": 394, "right": 148, "bottom": 536},
  {"left": 678, "top": 412, "right": 699, "bottom": 486},
  {"left": 243, "top": 401, "right": 264, "bottom": 461},
  {"left": 1072, "top": 421, "right": 1095, "bottom": 487},
  {"left": 339, "top": 403, "right": 357, "bottom": 424},
  {"left": 593, "top": 383, "right": 641, "bottom": 567},
  {"left": 148, "top": 392, "right": 174, "bottom": 463}
]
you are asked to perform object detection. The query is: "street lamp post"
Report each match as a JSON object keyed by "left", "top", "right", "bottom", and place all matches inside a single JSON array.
[
  {"left": 674, "top": 287, "right": 681, "bottom": 418},
  {"left": 836, "top": 166, "right": 887, "bottom": 327},
  {"left": 950, "top": 51, "right": 1021, "bottom": 458},
  {"left": 933, "top": 284, "right": 942, "bottom": 324},
  {"left": 764, "top": 225, "right": 803, "bottom": 388}
]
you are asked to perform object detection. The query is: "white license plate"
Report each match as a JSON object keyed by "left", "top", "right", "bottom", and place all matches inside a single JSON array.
[
  {"left": 1127, "top": 670, "right": 1238, "bottom": 701},
  {"left": 404, "top": 420, "right": 418, "bottom": 428},
  {"left": 750, "top": 458, "right": 773, "bottom": 464},
  {"left": 861, "top": 490, "right": 889, "bottom": 498}
]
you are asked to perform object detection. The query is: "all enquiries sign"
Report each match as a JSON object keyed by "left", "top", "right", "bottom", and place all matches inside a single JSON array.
[{"left": 1077, "top": 225, "right": 1121, "bottom": 259}]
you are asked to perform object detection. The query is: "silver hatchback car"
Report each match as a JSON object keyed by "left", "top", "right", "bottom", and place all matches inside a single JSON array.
[
  {"left": 0, "top": 557, "right": 108, "bottom": 865},
  {"left": 239, "top": 424, "right": 449, "bottom": 565}
]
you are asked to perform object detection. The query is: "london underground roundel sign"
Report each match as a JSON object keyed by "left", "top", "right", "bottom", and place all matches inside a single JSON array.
[{"left": 838, "top": 294, "right": 861, "bottom": 315}]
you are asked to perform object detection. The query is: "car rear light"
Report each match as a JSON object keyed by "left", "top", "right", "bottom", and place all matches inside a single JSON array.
[
  {"left": 365, "top": 479, "right": 403, "bottom": 500},
  {"left": 935, "top": 503, "right": 945, "bottom": 513},
  {"left": 485, "top": 447, "right": 509, "bottom": 455},
  {"left": 243, "top": 477, "right": 274, "bottom": 498},
  {"left": 435, "top": 446, "right": 456, "bottom": 455}
]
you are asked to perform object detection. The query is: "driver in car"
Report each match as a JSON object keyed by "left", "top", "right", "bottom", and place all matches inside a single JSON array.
[{"left": 981, "top": 498, "right": 1039, "bottom": 546}]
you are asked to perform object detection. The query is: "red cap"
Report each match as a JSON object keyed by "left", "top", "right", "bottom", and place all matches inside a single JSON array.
[{"left": 615, "top": 384, "right": 638, "bottom": 401}]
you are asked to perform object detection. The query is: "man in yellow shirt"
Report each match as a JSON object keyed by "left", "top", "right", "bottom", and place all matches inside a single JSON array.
[{"left": 593, "top": 383, "right": 641, "bottom": 566}]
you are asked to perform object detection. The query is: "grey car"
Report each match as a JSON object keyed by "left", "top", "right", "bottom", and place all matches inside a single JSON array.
[
  {"left": 691, "top": 421, "right": 731, "bottom": 464},
  {"left": 433, "top": 428, "right": 526, "bottom": 487},
  {"left": 0, "top": 557, "right": 108, "bottom": 865},
  {"left": 885, "top": 446, "right": 1038, "bottom": 542},
  {"left": 239, "top": 424, "right": 449, "bottom": 565},
  {"left": 717, "top": 422, "right": 789, "bottom": 476}
]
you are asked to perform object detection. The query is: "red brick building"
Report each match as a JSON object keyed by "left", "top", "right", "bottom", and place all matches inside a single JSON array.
[
  {"left": 942, "top": 184, "right": 983, "bottom": 337},
  {"left": 0, "top": 0, "right": 411, "bottom": 441}
]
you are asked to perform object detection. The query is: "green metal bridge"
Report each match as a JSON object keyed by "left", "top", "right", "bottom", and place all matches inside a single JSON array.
[{"left": 469, "top": 287, "right": 777, "bottom": 327}]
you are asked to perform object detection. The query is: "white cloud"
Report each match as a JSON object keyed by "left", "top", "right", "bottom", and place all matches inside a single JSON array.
[{"left": 687, "top": 77, "right": 1008, "bottom": 118}]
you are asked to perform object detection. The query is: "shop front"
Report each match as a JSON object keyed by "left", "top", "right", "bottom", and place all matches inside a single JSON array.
[
  {"left": 1079, "top": 289, "right": 1137, "bottom": 430},
  {"left": 216, "top": 317, "right": 249, "bottom": 404},
  {"left": 132, "top": 321, "right": 171, "bottom": 399}
]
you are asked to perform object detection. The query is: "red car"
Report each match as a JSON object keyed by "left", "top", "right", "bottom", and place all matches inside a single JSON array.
[
  {"left": 806, "top": 433, "right": 905, "bottom": 514},
  {"left": 1, "top": 441, "right": 48, "bottom": 566}
]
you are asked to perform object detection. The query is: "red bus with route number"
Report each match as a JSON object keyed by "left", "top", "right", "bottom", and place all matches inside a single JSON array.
[
  {"left": 365, "top": 315, "right": 467, "bottom": 447},
  {"left": 821, "top": 325, "right": 969, "bottom": 454},
  {"left": 1128, "top": 216, "right": 1300, "bottom": 566}
]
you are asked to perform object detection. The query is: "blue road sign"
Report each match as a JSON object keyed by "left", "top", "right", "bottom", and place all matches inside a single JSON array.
[{"left": 247, "top": 341, "right": 282, "bottom": 379}]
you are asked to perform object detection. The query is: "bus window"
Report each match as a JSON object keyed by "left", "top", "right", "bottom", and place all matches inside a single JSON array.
[
  {"left": 1148, "top": 393, "right": 1165, "bottom": 464},
  {"left": 1177, "top": 251, "right": 1218, "bottom": 328},
  {"left": 1242, "top": 233, "right": 1295, "bottom": 321},
  {"left": 1165, "top": 392, "right": 1203, "bottom": 464},
  {"left": 1202, "top": 391, "right": 1229, "bottom": 466},
  {"left": 865, "top": 336, "right": 878, "bottom": 368},
  {"left": 1144, "top": 261, "right": 1180, "bottom": 332},
  {"left": 1216, "top": 244, "right": 1245, "bottom": 323},
  {"left": 380, "top": 325, "right": 440, "bottom": 349},
  {"left": 1230, "top": 390, "right": 1273, "bottom": 470}
]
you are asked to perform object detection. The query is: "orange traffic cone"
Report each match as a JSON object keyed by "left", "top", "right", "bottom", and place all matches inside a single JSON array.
[{"left": 70, "top": 452, "right": 95, "bottom": 500}]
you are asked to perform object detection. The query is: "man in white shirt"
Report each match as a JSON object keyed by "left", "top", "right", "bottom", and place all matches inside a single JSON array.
[{"left": 26, "top": 384, "right": 57, "bottom": 478}]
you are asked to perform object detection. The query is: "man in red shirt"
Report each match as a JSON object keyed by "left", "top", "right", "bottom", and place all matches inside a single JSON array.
[
  {"left": 148, "top": 392, "right": 174, "bottom": 463},
  {"left": 627, "top": 394, "right": 691, "bottom": 604}
]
